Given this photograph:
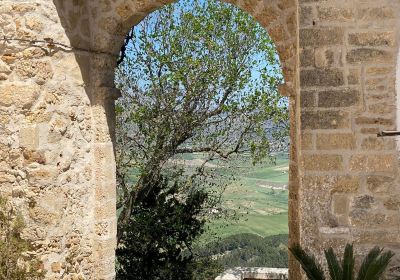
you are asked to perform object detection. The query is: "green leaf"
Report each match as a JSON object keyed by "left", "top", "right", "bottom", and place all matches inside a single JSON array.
[
  {"left": 356, "top": 247, "right": 394, "bottom": 280},
  {"left": 342, "top": 244, "right": 355, "bottom": 280},
  {"left": 325, "top": 247, "right": 342, "bottom": 280},
  {"left": 289, "top": 244, "right": 325, "bottom": 280}
]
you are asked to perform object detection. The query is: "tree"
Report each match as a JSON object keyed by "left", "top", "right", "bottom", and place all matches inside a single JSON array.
[
  {"left": 115, "top": 0, "right": 288, "bottom": 277},
  {"left": 115, "top": 0, "right": 287, "bottom": 232}
]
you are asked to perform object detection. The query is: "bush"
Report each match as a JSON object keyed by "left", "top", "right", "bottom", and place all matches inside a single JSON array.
[
  {"left": 116, "top": 176, "right": 213, "bottom": 279},
  {"left": 0, "top": 196, "right": 45, "bottom": 280}
]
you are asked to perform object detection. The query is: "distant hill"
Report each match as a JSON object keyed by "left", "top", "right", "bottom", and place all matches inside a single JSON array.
[{"left": 195, "top": 233, "right": 288, "bottom": 268}]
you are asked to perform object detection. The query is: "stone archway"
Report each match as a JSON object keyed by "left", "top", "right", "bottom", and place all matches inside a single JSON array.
[
  {"left": 1, "top": 0, "right": 400, "bottom": 279},
  {"left": 89, "top": 0, "right": 301, "bottom": 278}
]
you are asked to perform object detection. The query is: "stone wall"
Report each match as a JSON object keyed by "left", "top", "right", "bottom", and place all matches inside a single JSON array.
[
  {"left": 298, "top": 1, "right": 400, "bottom": 278},
  {"left": 0, "top": 0, "right": 399, "bottom": 279}
]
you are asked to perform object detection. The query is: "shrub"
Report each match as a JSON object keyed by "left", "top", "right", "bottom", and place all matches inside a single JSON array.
[
  {"left": 0, "top": 196, "right": 45, "bottom": 280},
  {"left": 290, "top": 243, "right": 395, "bottom": 280}
]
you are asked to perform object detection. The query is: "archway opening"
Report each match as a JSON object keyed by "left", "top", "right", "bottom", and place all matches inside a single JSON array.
[{"left": 113, "top": 0, "right": 290, "bottom": 278}]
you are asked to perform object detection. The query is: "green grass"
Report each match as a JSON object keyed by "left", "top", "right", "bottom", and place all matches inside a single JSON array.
[
  {"left": 126, "top": 152, "right": 289, "bottom": 241},
  {"left": 200, "top": 153, "right": 289, "bottom": 243}
]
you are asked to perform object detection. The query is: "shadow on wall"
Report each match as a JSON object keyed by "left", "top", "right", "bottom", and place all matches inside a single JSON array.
[{"left": 52, "top": 0, "right": 120, "bottom": 143}]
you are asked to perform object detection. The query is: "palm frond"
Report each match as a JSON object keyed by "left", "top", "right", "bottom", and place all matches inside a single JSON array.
[
  {"left": 342, "top": 244, "right": 355, "bottom": 280},
  {"left": 359, "top": 249, "right": 394, "bottom": 280},
  {"left": 289, "top": 244, "right": 325, "bottom": 280},
  {"left": 356, "top": 246, "right": 382, "bottom": 280},
  {"left": 325, "top": 247, "right": 342, "bottom": 280}
]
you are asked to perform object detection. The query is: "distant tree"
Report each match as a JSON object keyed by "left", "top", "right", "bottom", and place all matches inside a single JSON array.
[
  {"left": 195, "top": 233, "right": 288, "bottom": 269},
  {"left": 115, "top": 0, "right": 288, "bottom": 277}
]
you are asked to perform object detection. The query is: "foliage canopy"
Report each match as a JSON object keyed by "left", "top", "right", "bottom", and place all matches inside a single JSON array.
[{"left": 115, "top": 0, "right": 288, "bottom": 277}]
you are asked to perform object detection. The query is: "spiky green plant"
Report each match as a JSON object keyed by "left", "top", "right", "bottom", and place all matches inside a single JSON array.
[{"left": 289, "top": 243, "right": 395, "bottom": 280}]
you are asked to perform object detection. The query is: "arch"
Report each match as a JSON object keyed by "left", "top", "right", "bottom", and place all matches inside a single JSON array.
[{"left": 89, "top": 0, "right": 301, "bottom": 278}]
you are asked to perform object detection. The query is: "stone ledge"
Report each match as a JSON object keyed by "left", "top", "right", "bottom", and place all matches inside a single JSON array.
[{"left": 215, "top": 267, "right": 289, "bottom": 280}]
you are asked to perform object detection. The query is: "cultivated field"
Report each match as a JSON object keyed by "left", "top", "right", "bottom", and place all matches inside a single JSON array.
[{"left": 199, "top": 154, "right": 289, "bottom": 242}]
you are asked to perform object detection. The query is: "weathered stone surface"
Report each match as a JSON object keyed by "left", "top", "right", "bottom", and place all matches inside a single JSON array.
[
  {"left": 317, "top": 88, "right": 360, "bottom": 107},
  {"left": 352, "top": 195, "right": 374, "bottom": 209},
  {"left": 300, "top": 6, "right": 313, "bottom": 26},
  {"left": 301, "top": 68, "right": 344, "bottom": 87},
  {"left": 314, "top": 48, "right": 334, "bottom": 68},
  {"left": 358, "top": 7, "right": 396, "bottom": 21},
  {"left": 384, "top": 196, "right": 400, "bottom": 211},
  {"left": 19, "top": 125, "right": 40, "bottom": 149},
  {"left": 316, "top": 133, "right": 355, "bottom": 150},
  {"left": 300, "top": 90, "right": 315, "bottom": 107},
  {"left": 349, "top": 32, "right": 395, "bottom": 47},
  {"left": 347, "top": 68, "right": 360, "bottom": 85},
  {"left": 349, "top": 154, "right": 396, "bottom": 172},
  {"left": 355, "top": 116, "right": 394, "bottom": 126},
  {"left": 300, "top": 28, "right": 344, "bottom": 47},
  {"left": 0, "top": 83, "right": 40, "bottom": 109},
  {"left": 301, "top": 132, "right": 313, "bottom": 150},
  {"left": 15, "top": 59, "right": 53, "bottom": 85},
  {"left": 367, "top": 175, "right": 395, "bottom": 194},
  {"left": 347, "top": 48, "right": 393, "bottom": 64},
  {"left": 303, "top": 154, "right": 343, "bottom": 171},
  {"left": 317, "top": 7, "right": 354, "bottom": 22},
  {"left": 301, "top": 111, "right": 349, "bottom": 129},
  {"left": 0, "top": 60, "right": 11, "bottom": 74},
  {"left": 300, "top": 48, "right": 314, "bottom": 67}
]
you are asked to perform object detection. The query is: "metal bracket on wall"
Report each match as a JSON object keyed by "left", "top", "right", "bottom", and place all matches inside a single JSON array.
[{"left": 377, "top": 131, "right": 400, "bottom": 137}]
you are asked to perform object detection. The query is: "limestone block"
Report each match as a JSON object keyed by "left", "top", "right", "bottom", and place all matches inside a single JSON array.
[
  {"left": 300, "top": 48, "right": 314, "bottom": 67},
  {"left": 0, "top": 83, "right": 40, "bottom": 109},
  {"left": 347, "top": 68, "right": 360, "bottom": 85},
  {"left": 301, "top": 110, "right": 349, "bottom": 129},
  {"left": 19, "top": 125, "right": 39, "bottom": 150},
  {"left": 358, "top": 7, "right": 396, "bottom": 21},
  {"left": 316, "top": 133, "right": 355, "bottom": 150},
  {"left": 349, "top": 31, "right": 395, "bottom": 47},
  {"left": 301, "top": 132, "right": 312, "bottom": 150},
  {"left": 300, "top": 28, "right": 344, "bottom": 47},
  {"left": 349, "top": 154, "right": 396, "bottom": 172},
  {"left": 15, "top": 59, "right": 53, "bottom": 85},
  {"left": 317, "top": 88, "right": 360, "bottom": 107},
  {"left": 0, "top": 60, "right": 11, "bottom": 74},
  {"left": 317, "top": 6, "right": 354, "bottom": 22},
  {"left": 300, "top": 90, "right": 315, "bottom": 107},
  {"left": 346, "top": 48, "right": 393, "bottom": 64},
  {"left": 300, "top": 68, "right": 344, "bottom": 87},
  {"left": 314, "top": 48, "right": 334, "bottom": 68},
  {"left": 27, "top": 165, "right": 59, "bottom": 186},
  {"left": 355, "top": 116, "right": 393, "bottom": 126},
  {"left": 367, "top": 175, "right": 394, "bottom": 194},
  {"left": 384, "top": 196, "right": 400, "bottom": 210},
  {"left": 302, "top": 154, "right": 343, "bottom": 171},
  {"left": 300, "top": 6, "right": 313, "bottom": 26},
  {"left": 366, "top": 67, "right": 392, "bottom": 75}
]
